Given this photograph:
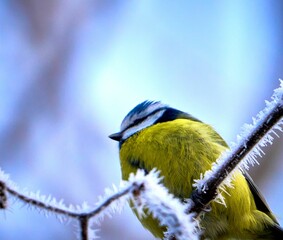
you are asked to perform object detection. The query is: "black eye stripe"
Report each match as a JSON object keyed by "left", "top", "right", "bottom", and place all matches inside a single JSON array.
[
  {"left": 118, "top": 107, "right": 201, "bottom": 149},
  {"left": 123, "top": 108, "right": 167, "bottom": 132},
  {"left": 121, "top": 108, "right": 201, "bottom": 138}
]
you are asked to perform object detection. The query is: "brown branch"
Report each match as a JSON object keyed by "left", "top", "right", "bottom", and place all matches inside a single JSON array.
[
  {"left": 1, "top": 84, "right": 283, "bottom": 239},
  {"left": 188, "top": 89, "right": 283, "bottom": 215},
  {"left": 0, "top": 181, "right": 7, "bottom": 209},
  {"left": 2, "top": 179, "right": 144, "bottom": 240},
  {"left": 79, "top": 216, "right": 89, "bottom": 240}
]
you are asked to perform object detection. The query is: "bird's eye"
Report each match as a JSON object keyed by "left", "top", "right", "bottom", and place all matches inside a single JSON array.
[{"left": 125, "top": 116, "right": 148, "bottom": 131}]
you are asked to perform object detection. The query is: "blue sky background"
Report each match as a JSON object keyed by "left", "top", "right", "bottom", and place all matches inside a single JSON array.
[{"left": 1, "top": 1, "right": 283, "bottom": 239}]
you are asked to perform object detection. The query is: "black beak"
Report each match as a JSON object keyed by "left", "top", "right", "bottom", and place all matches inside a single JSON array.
[{"left": 109, "top": 132, "right": 122, "bottom": 141}]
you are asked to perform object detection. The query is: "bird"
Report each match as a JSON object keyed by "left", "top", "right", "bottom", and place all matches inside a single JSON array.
[{"left": 109, "top": 100, "right": 283, "bottom": 239}]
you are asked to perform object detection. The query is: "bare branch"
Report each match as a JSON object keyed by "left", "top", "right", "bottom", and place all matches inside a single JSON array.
[
  {"left": 0, "top": 181, "right": 7, "bottom": 209},
  {"left": 79, "top": 216, "right": 89, "bottom": 240},
  {"left": 188, "top": 81, "right": 283, "bottom": 215},
  {"left": 1, "top": 82, "right": 282, "bottom": 239}
]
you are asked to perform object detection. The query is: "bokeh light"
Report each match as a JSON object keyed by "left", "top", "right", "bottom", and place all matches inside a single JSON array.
[{"left": 1, "top": 1, "right": 282, "bottom": 239}]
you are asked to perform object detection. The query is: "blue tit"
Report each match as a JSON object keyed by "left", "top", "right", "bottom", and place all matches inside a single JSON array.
[{"left": 109, "top": 100, "right": 283, "bottom": 239}]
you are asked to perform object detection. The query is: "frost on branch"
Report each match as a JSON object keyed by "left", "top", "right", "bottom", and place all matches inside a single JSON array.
[
  {"left": 190, "top": 80, "right": 283, "bottom": 215},
  {"left": 128, "top": 169, "right": 200, "bottom": 240},
  {"left": 0, "top": 166, "right": 199, "bottom": 239},
  {"left": 1, "top": 82, "right": 283, "bottom": 239}
]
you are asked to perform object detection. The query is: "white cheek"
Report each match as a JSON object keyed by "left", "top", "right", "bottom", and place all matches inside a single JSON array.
[
  {"left": 122, "top": 109, "right": 166, "bottom": 141},
  {"left": 120, "top": 102, "right": 167, "bottom": 132}
]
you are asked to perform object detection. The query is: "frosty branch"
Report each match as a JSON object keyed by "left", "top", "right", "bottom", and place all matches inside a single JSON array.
[
  {"left": 0, "top": 170, "right": 146, "bottom": 240},
  {"left": 189, "top": 81, "right": 283, "bottom": 216},
  {"left": 0, "top": 168, "right": 199, "bottom": 240},
  {"left": 0, "top": 81, "right": 283, "bottom": 240}
]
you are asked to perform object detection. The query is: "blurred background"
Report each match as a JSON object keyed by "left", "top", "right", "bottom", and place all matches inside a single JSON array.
[{"left": 1, "top": 1, "right": 283, "bottom": 239}]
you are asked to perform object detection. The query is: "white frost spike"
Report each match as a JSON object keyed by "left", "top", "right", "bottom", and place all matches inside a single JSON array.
[
  {"left": 90, "top": 183, "right": 129, "bottom": 227},
  {"left": 194, "top": 80, "right": 283, "bottom": 209},
  {"left": 74, "top": 221, "right": 100, "bottom": 240},
  {"left": 88, "top": 227, "right": 100, "bottom": 240},
  {"left": 0, "top": 168, "right": 17, "bottom": 191},
  {"left": 128, "top": 169, "right": 200, "bottom": 240}
]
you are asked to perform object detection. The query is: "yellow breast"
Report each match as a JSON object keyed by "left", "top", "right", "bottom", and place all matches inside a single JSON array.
[{"left": 119, "top": 119, "right": 273, "bottom": 239}]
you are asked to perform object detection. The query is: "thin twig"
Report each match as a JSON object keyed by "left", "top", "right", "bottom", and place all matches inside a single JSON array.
[
  {"left": 0, "top": 181, "right": 7, "bottom": 209},
  {"left": 6, "top": 187, "right": 79, "bottom": 218},
  {"left": 5, "top": 181, "right": 140, "bottom": 219},
  {"left": 188, "top": 90, "right": 283, "bottom": 215},
  {"left": 79, "top": 216, "right": 89, "bottom": 240},
  {"left": 1, "top": 83, "right": 282, "bottom": 240}
]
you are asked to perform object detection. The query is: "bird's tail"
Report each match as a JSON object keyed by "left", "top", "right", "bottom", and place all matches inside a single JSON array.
[{"left": 268, "top": 224, "right": 283, "bottom": 240}]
